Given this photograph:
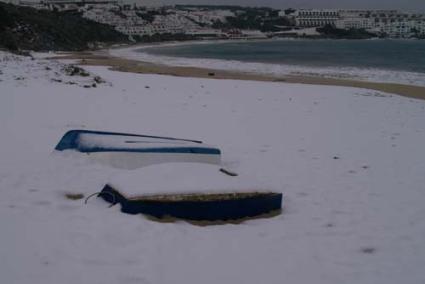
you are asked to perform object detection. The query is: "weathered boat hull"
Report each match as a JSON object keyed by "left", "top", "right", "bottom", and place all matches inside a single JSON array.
[
  {"left": 100, "top": 185, "right": 283, "bottom": 222},
  {"left": 55, "top": 130, "right": 221, "bottom": 169}
]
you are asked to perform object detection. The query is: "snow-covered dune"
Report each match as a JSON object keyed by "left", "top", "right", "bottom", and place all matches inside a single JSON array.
[{"left": 1, "top": 51, "right": 425, "bottom": 284}]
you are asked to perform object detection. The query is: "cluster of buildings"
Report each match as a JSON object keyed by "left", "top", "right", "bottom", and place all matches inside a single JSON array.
[
  {"left": 3, "top": 0, "right": 425, "bottom": 39},
  {"left": 336, "top": 10, "right": 425, "bottom": 38},
  {"left": 84, "top": 6, "right": 202, "bottom": 37},
  {"left": 21, "top": 0, "right": 258, "bottom": 39},
  {"left": 288, "top": 9, "right": 425, "bottom": 38},
  {"left": 80, "top": 3, "right": 269, "bottom": 39}
]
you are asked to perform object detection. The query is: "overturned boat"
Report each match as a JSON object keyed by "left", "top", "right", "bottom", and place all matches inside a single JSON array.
[
  {"left": 100, "top": 185, "right": 282, "bottom": 222},
  {"left": 95, "top": 163, "right": 283, "bottom": 223},
  {"left": 55, "top": 130, "right": 221, "bottom": 169}
]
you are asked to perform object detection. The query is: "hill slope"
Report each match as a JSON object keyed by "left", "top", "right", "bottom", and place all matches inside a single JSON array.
[{"left": 0, "top": 3, "right": 129, "bottom": 51}]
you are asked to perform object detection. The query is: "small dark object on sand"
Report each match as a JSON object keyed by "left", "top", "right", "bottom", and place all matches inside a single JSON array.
[
  {"left": 65, "top": 193, "right": 84, "bottom": 200},
  {"left": 219, "top": 168, "right": 238, "bottom": 177},
  {"left": 93, "top": 76, "right": 105, "bottom": 84},
  {"left": 64, "top": 65, "right": 90, "bottom": 77},
  {"left": 361, "top": 247, "right": 376, "bottom": 254}
]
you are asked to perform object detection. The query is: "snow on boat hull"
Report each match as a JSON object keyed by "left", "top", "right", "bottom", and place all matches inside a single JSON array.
[
  {"left": 87, "top": 152, "right": 221, "bottom": 170},
  {"left": 55, "top": 130, "right": 221, "bottom": 169},
  {"left": 99, "top": 184, "right": 283, "bottom": 222}
]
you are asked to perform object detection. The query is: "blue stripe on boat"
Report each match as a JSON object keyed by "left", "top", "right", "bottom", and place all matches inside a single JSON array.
[{"left": 77, "top": 146, "right": 220, "bottom": 155}]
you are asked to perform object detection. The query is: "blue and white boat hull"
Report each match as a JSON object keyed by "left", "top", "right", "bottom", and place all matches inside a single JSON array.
[{"left": 55, "top": 130, "right": 221, "bottom": 169}]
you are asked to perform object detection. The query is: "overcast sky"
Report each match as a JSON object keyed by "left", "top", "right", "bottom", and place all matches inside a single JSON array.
[{"left": 137, "top": 0, "right": 425, "bottom": 12}]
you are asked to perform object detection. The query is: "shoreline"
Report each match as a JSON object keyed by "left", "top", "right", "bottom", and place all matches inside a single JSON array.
[{"left": 55, "top": 49, "right": 425, "bottom": 101}]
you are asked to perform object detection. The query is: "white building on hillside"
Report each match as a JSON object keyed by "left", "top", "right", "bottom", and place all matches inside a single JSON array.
[
  {"left": 294, "top": 9, "right": 340, "bottom": 27},
  {"left": 335, "top": 10, "right": 425, "bottom": 37},
  {"left": 83, "top": 6, "right": 214, "bottom": 37},
  {"left": 291, "top": 9, "right": 425, "bottom": 37},
  {"left": 179, "top": 9, "right": 235, "bottom": 25}
]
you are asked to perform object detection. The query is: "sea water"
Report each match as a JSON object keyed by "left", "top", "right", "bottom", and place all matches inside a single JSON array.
[{"left": 142, "top": 39, "right": 425, "bottom": 73}]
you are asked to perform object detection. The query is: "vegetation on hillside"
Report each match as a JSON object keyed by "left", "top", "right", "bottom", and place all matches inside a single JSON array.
[
  {"left": 0, "top": 2, "right": 128, "bottom": 51},
  {"left": 317, "top": 24, "right": 378, "bottom": 39},
  {"left": 133, "top": 33, "right": 197, "bottom": 43}
]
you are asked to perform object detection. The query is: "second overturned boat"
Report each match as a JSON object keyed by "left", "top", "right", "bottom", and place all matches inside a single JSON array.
[{"left": 99, "top": 184, "right": 283, "bottom": 222}]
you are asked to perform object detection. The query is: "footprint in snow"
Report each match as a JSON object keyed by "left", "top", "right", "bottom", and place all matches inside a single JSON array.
[
  {"left": 57, "top": 204, "right": 79, "bottom": 211},
  {"left": 34, "top": 201, "right": 51, "bottom": 206}
]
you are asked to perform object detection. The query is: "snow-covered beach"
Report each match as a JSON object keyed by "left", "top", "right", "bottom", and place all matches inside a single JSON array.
[{"left": 1, "top": 50, "right": 425, "bottom": 283}]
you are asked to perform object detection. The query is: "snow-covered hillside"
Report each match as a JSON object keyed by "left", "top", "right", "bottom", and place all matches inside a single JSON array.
[{"left": 1, "top": 51, "right": 425, "bottom": 284}]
